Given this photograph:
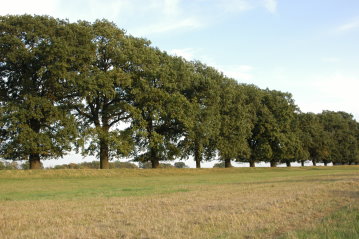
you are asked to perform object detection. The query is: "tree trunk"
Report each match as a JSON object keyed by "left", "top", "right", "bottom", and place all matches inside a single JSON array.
[
  {"left": 151, "top": 159, "right": 160, "bottom": 168},
  {"left": 99, "top": 138, "right": 110, "bottom": 169},
  {"left": 29, "top": 118, "right": 42, "bottom": 170},
  {"left": 301, "top": 160, "right": 305, "bottom": 167},
  {"left": 249, "top": 161, "right": 255, "bottom": 167},
  {"left": 286, "top": 161, "right": 291, "bottom": 167},
  {"left": 150, "top": 146, "right": 160, "bottom": 168},
  {"left": 224, "top": 158, "right": 232, "bottom": 168},
  {"left": 348, "top": 161, "right": 352, "bottom": 165},
  {"left": 195, "top": 159, "right": 201, "bottom": 169},
  {"left": 270, "top": 161, "right": 277, "bottom": 167},
  {"left": 312, "top": 160, "right": 317, "bottom": 166},
  {"left": 29, "top": 154, "right": 41, "bottom": 169},
  {"left": 194, "top": 140, "right": 201, "bottom": 168},
  {"left": 323, "top": 161, "right": 328, "bottom": 166}
]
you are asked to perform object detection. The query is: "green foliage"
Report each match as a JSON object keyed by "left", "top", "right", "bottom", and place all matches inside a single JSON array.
[
  {"left": 214, "top": 80, "right": 256, "bottom": 167},
  {"left": 0, "top": 15, "right": 80, "bottom": 168},
  {"left": 69, "top": 20, "right": 140, "bottom": 169},
  {"left": 139, "top": 161, "right": 175, "bottom": 169},
  {"left": 130, "top": 49, "right": 193, "bottom": 168},
  {"left": 245, "top": 89, "right": 300, "bottom": 166},
  {"left": 0, "top": 14, "right": 358, "bottom": 169},
  {"left": 0, "top": 160, "right": 19, "bottom": 170},
  {"left": 53, "top": 161, "right": 138, "bottom": 169},
  {"left": 213, "top": 162, "right": 226, "bottom": 168},
  {"left": 174, "top": 162, "right": 189, "bottom": 168},
  {"left": 319, "top": 111, "right": 359, "bottom": 165},
  {"left": 179, "top": 62, "right": 222, "bottom": 168}
]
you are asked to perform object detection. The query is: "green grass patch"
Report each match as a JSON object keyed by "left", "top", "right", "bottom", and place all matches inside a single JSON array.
[
  {"left": 0, "top": 166, "right": 358, "bottom": 201},
  {"left": 281, "top": 205, "right": 359, "bottom": 239}
]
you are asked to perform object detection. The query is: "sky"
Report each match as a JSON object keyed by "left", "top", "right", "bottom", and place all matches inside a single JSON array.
[{"left": 1, "top": 0, "right": 358, "bottom": 167}]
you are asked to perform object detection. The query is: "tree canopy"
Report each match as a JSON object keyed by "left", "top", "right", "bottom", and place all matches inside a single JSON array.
[{"left": 1, "top": 15, "right": 358, "bottom": 169}]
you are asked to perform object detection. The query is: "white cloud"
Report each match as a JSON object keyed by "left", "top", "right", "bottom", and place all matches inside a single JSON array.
[
  {"left": 163, "top": 0, "right": 181, "bottom": 16},
  {"left": 263, "top": 0, "right": 277, "bottom": 14},
  {"left": 218, "top": 0, "right": 253, "bottom": 12},
  {"left": 337, "top": 18, "right": 359, "bottom": 32},
  {"left": 219, "top": 64, "right": 255, "bottom": 82},
  {"left": 296, "top": 73, "right": 359, "bottom": 120},
  {"left": 169, "top": 48, "right": 197, "bottom": 60},
  {"left": 218, "top": 0, "right": 278, "bottom": 14},
  {"left": 0, "top": 0, "right": 59, "bottom": 16},
  {"left": 132, "top": 17, "right": 202, "bottom": 36},
  {"left": 321, "top": 57, "right": 341, "bottom": 63}
]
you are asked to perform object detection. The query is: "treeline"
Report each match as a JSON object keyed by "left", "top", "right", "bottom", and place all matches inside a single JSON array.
[{"left": 0, "top": 15, "right": 358, "bottom": 169}]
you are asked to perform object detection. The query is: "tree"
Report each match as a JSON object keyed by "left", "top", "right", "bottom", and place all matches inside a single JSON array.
[
  {"left": 130, "top": 48, "right": 193, "bottom": 168},
  {"left": 70, "top": 20, "right": 137, "bottom": 169},
  {"left": 179, "top": 62, "right": 221, "bottom": 168},
  {"left": 320, "top": 111, "right": 359, "bottom": 165},
  {"left": 236, "top": 84, "right": 263, "bottom": 167},
  {"left": 297, "top": 112, "right": 330, "bottom": 166},
  {"left": 246, "top": 89, "right": 298, "bottom": 167},
  {"left": 0, "top": 15, "right": 80, "bottom": 169},
  {"left": 215, "top": 78, "right": 252, "bottom": 168}
]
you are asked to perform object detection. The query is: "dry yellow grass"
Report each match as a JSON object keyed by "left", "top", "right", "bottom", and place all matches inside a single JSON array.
[{"left": 0, "top": 167, "right": 358, "bottom": 238}]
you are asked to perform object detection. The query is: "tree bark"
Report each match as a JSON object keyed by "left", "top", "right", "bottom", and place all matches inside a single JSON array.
[
  {"left": 301, "top": 160, "right": 305, "bottom": 167},
  {"left": 99, "top": 138, "right": 109, "bottom": 169},
  {"left": 151, "top": 159, "right": 160, "bottom": 168},
  {"left": 270, "top": 161, "right": 277, "bottom": 167},
  {"left": 194, "top": 140, "right": 201, "bottom": 168},
  {"left": 312, "top": 160, "right": 317, "bottom": 166},
  {"left": 348, "top": 161, "right": 352, "bottom": 165},
  {"left": 224, "top": 158, "right": 232, "bottom": 168},
  {"left": 249, "top": 161, "right": 255, "bottom": 167},
  {"left": 150, "top": 146, "right": 160, "bottom": 168},
  {"left": 323, "top": 160, "right": 328, "bottom": 166},
  {"left": 29, "top": 153, "right": 42, "bottom": 169},
  {"left": 286, "top": 161, "right": 291, "bottom": 167},
  {"left": 29, "top": 118, "right": 42, "bottom": 170}
]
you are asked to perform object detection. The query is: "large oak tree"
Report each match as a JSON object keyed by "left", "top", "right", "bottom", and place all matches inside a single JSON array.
[{"left": 0, "top": 15, "right": 83, "bottom": 169}]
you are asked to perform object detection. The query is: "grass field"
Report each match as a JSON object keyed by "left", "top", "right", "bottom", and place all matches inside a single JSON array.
[{"left": 0, "top": 166, "right": 358, "bottom": 239}]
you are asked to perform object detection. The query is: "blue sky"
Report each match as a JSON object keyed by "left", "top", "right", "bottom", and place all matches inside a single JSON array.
[
  {"left": 2, "top": 0, "right": 359, "bottom": 119},
  {"left": 2, "top": 0, "right": 358, "bottom": 167}
]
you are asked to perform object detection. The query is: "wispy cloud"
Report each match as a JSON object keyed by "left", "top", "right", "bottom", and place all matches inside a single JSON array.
[
  {"left": 162, "top": 0, "right": 181, "bottom": 16},
  {"left": 132, "top": 17, "right": 202, "bottom": 36},
  {"left": 263, "top": 0, "right": 277, "bottom": 14},
  {"left": 217, "top": 0, "right": 253, "bottom": 12},
  {"left": 169, "top": 48, "right": 197, "bottom": 60},
  {"left": 217, "top": 0, "right": 278, "bottom": 14},
  {"left": 219, "top": 64, "right": 255, "bottom": 82},
  {"left": 321, "top": 57, "right": 341, "bottom": 63},
  {"left": 0, "top": 0, "right": 59, "bottom": 16},
  {"left": 337, "top": 17, "right": 359, "bottom": 32}
]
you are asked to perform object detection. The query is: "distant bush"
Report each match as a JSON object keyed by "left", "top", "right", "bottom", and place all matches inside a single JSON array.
[
  {"left": 53, "top": 161, "right": 138, "bottom": 169},
  {"left": 139, "top": 162, "right": 152, "bottom": 169},
  {"left": 21, "top": 161, "right": 44, "bottom": 170},
  {"left": 139, "top": 162, "right": 175, "bottom": 169},
  {"left": 213, "top": 162, "right": 225, "bottom": 168},
  {"left": 0, "top": 160, "right": 20, "bottom": 170},
  {"left": 174, "top": 162, "right": 189, "bottom": 168},
  {"left": 110, "top": 161, "right": 138, "bottom": 169}
]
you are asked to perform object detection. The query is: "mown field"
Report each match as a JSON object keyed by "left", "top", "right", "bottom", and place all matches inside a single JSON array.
[{"left": 0, "top": 166, "right": 358, "bottom": 239}]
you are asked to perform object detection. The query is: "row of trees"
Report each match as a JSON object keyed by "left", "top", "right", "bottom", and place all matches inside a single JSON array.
[{"left": 1, "top": 15, "right": 358, "bottom": 169}]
